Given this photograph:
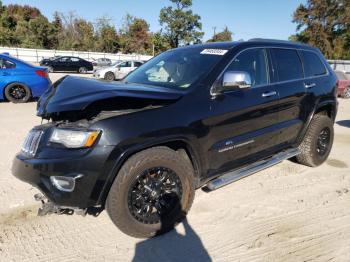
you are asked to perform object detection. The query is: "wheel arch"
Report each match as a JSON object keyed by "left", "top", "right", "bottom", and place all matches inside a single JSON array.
[
  {"left": 96, "top": 137, "right": 201, "bottom": 208},
  {"left": 296, "top": 99, "right": 337, "bottom": 145},
  {"left": 314, "top": 100, "right": 337, "bottom": 121}
]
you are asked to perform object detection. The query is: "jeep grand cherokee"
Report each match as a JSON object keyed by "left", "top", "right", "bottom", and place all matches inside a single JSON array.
[{"left": 12, "top": 39, "right": 337, "bottom": 238}]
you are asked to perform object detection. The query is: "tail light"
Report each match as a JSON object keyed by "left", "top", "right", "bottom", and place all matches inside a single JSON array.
[{"left": 35, "top": 70, "right": 48, "bottom": 78}]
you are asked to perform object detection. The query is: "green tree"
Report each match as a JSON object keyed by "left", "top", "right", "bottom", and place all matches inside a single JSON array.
[
  {"left": 207, "top": 26, "right": 232, "bottom": 42},
  {"left": 291, "top": 0, "right": 349, "bottom": 59},
  {"left": 152, "top": 31, "right": 171, "bottom": 55},
  {"left": 159, "top": 0, "right": 204, "bottom": 48},
  {"left": 119, "top": 14, "right": 152, "bottom": 54},
  {"left": 95, "top": 17, "right": 119, "bottom": 53}
]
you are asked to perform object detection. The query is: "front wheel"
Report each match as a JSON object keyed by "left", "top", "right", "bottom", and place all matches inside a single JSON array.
[
  {"left": 47, "top": 66, "right": 54, "bottom": 73},
  {"left": 296, "top": 114, "right": 334, "bottom": 167},
  {"left": 106, "top": 147, "right": 195, "bottom": 238},
  {"left": 104, "top": 71, "right": 115, "bottom": 81}
]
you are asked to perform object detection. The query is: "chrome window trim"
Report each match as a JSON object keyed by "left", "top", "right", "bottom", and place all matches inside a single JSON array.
[{"left": 211, "top": 46, "right": 330, "bottom": 95}]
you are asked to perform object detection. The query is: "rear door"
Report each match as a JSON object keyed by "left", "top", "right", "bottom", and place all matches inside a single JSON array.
[
  {"left": 0, "top": 57, "right": 16, "bottom": 97},
  {"left": 269, "top": 48, "right": 306, "bottom": 147},
  {"left": 299, "top": 50, "right": 329, "bottom": 117}
]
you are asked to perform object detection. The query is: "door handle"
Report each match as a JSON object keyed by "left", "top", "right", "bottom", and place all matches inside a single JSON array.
[
  {"left": 262, "top": 91, "right": 277, "bottom": 98},
  {"left": 304, "top": 83, "right": 316, "bottom": 89}
]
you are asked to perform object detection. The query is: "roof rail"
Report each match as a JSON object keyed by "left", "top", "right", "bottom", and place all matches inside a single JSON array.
[{"left": 248, "top": 38, "right": 307, "bottom": 46}]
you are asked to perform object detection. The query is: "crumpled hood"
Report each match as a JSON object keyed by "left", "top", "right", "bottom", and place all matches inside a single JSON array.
[{"left": 37, "top": 76, "right": 182, "bottom": 118}]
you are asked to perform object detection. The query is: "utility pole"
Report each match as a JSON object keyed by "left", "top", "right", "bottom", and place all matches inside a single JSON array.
[{"left": 213, "top": 26, "right": 217, "bottom": 37}]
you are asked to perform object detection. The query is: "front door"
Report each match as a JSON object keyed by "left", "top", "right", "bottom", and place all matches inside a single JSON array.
[{"left": 205, "top": 48, "right": 281, "bottom": 177}]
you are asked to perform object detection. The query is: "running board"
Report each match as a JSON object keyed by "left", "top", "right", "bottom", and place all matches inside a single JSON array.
[{"left": 204, "top": 148, "right": 300, "bottom": 191}]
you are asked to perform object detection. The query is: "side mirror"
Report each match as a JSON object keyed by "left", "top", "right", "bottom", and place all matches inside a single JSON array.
[
  {"left": 222, "top": 71, "right": 252, "bottom": 89},
  {"left": 211, "top": 71, "right": 252, "bottom": 97}
]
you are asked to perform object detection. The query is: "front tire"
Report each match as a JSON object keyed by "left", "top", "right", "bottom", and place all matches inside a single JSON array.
[
  {"left": 47, "top": 66, "right": 54, "bottom": 73},
  {"left": 104, "top": 71, "right": 115, "bottom": 81},
  {"left": 4, "top": 83, "right": 31, "bottom": 103},
  {"left": 106, "top": 147, "right": 195, "bottom": 238},
  {"left": 296, "top": 114, "right": 334, "bottom": 167}
]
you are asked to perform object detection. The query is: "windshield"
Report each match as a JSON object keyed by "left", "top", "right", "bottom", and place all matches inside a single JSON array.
[{"left": 124, "top": 47, "right": 228, "bottom": 90}]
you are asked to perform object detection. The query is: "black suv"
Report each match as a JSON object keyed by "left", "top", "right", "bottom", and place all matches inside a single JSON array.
[
  {"left": 40, "top": 56, "right": 93, "bottom": 73},
  {"left": 12, "top": 40, "right": 337, "bottom": 238}
]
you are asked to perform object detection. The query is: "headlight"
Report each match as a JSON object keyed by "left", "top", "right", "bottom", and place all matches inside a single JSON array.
[{"left": 49, "top": 129, "right": 100, "bottom": 148}]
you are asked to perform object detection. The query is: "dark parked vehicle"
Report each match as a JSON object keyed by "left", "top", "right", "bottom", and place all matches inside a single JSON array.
[
  {"left": 40, "top": 56, "right": 93, "bottom": 73},
  {"left": 12, "top": 40, "right": 337, "bottom": 238}
]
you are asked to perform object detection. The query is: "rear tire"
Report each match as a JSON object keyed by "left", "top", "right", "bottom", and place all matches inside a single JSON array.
[
  {"left": 4, "top": 83, "right": 31, "bottom": 103},
  {"left": 78, "top": 67, "right": 87, "bottom": 74},
  {"left": 106, "top": 146, "right": 195, "bottom": 238},
  {"left": 341, "top": 86, "right": 350, "bottom": 98},
  {"left": 296, "top": 114, "right": 334, "bottom": 167},
  {"left": 104, "top": 71, "right": 115, "bottom": 81}
]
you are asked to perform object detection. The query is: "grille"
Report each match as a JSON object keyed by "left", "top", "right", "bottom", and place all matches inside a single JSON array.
[{"left": 21, "top": 129, "right": 43, "bottom": 156}]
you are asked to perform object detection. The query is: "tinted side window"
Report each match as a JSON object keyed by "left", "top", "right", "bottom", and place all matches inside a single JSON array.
[
  {"left": 71, "top": 58, "right": 79, "bottom": 62},
  {"left": 0, "top": 58, "right": 15, "bottom": 69},
  {"left": 300, "top": 51, "right": 327, "bottom": 77},
  {"left": 120, "top": 61, "right": 132, "bottom": 67},
  {"left": 134, "top": 62, "right": 143, "bottom": 67},
  {"left": 225, "top": 48, "right": 269, "bottom": 87},
  {"left": 59, "top": 57, "right": 70, "bottom": 62},
  {"left": 271, "top": 49, "right": 303, "bottom": 82}
]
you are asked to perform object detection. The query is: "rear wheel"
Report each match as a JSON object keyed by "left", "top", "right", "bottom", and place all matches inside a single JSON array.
[
  {"left": 106, "top": 147, "right": 195, "bottom": 238},
  {"left": 341, "top": 86, "right": 350, "bottom": 98},
  {"left": 296, "top": 114, "right": 334, "bottom": 167},
  {"left": 104, "top": 71, "right": 115, "bottom": 81},
  {"left": 78, "top": 67, "right": 87, "bottom": 74},
  {"left": 4, "top": 83, "right": 31, "bottom": 103}
]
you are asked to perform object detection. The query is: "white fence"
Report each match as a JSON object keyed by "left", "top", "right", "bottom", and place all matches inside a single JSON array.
[
  {"left": 328, "top": 60, "right": 350, "bottom": 74},
  {"left": 0, "top": 46, "right": 153, "bottom": 64}
]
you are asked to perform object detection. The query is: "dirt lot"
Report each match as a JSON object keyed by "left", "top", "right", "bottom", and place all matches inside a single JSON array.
[{"left": 0, "top": 73, "right": 350, "bottom": 262}]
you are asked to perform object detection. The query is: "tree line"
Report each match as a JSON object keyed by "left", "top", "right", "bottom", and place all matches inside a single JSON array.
[
  {"left": 0, "top": 0, "right": 348, "bottom": 59},
  {"left": 0, "top": 0, "right": 232, "bottom": 55}
]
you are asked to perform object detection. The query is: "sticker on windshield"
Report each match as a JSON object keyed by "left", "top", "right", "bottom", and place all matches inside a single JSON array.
[{"left": 200, "top": 49, "right": 228, "bottom": 56}]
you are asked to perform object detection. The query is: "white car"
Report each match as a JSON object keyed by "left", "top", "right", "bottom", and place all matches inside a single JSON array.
[{"left": 93, "top": 60, "right": 144, "bottom": 81}]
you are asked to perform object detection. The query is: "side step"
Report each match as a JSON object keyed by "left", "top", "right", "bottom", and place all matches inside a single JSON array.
[{"left": 204, "top": 148, "right": 300, "bottom": 191}]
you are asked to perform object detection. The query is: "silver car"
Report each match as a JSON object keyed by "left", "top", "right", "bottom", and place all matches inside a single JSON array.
[{"left": 93, "top": 60, "right": 144, "bottom": 81}]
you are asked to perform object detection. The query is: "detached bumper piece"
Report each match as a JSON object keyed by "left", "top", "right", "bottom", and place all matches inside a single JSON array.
[{"left": 34, "top": 193, "right": 87, "bottom": 216}]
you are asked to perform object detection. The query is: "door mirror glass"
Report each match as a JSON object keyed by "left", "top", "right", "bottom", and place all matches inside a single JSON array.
[{"left": 222, "top": 71, "right": 252, "bottom": 89}]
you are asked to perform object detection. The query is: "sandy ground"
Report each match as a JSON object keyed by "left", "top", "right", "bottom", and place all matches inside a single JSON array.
[{"left": 0, "top": 73, "right": 350, "bottom": 261}]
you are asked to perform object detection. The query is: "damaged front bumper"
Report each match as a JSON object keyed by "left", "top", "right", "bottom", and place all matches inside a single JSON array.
[
  {"left": 11, "top": 144, "right": 115, "bottom": 216},
  {"left": 34, "top": 193, "right": 88, "bottom": 216}
]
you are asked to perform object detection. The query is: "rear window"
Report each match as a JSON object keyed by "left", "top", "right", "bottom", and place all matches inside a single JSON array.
[
  {"left": 271, "top": 49, "right": 303, "bottom": 82},
  {"left": 0, "top": 58, "right": 16, "bottom": 69},
  {"left": 300, "top": 51, "right": 327, "bottom": 77}
]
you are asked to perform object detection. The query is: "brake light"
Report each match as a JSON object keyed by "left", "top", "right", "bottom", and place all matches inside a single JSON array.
[{"left": 35, "top": 70, "right": 48, "bottom": 78}]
